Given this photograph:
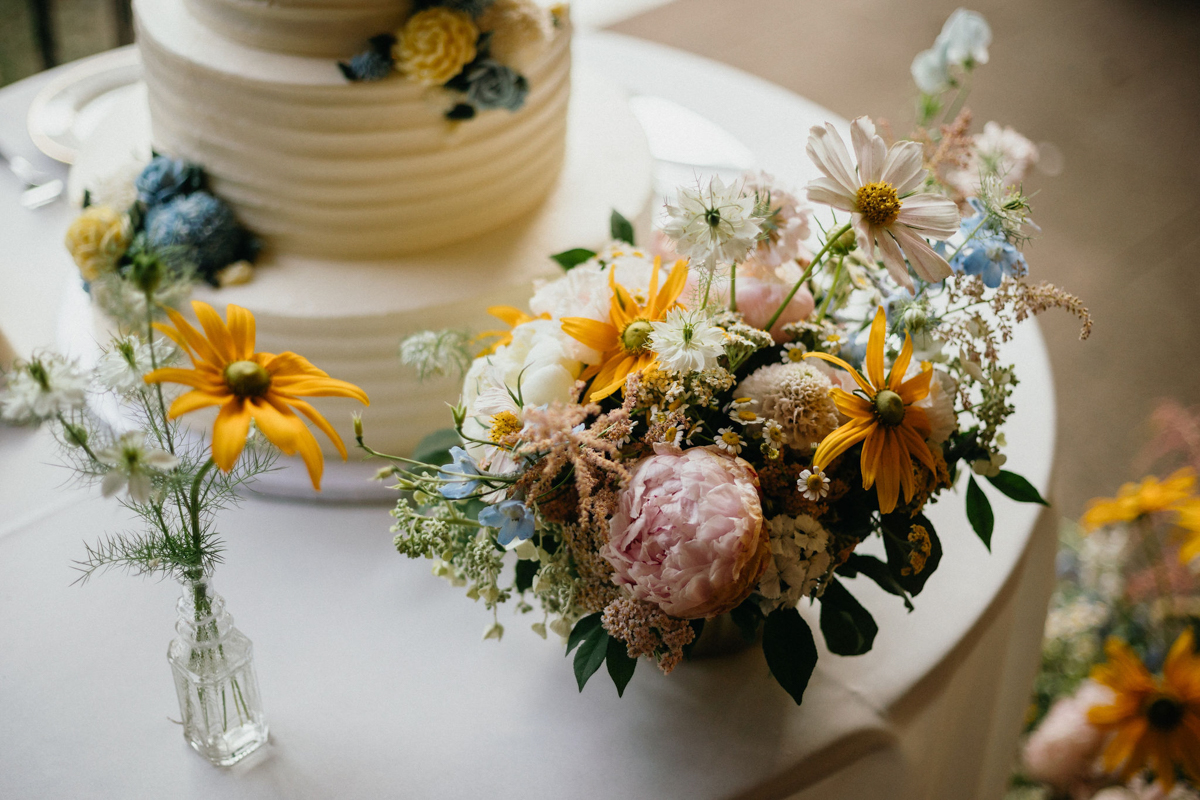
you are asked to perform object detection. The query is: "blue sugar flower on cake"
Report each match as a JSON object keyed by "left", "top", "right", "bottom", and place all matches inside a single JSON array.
[
  {"left": 464, "top": 59, "right": 529, "bottom": 111},
  {"left": 135, "top": 155, "right": 203, "bottom": 207},
  {"left": 145, "top": 192, "right": 259, "bottom": 286}
]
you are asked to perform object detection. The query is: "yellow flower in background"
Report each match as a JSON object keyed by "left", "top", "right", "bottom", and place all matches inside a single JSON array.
[
  {"left": 804, "top": 306, "right": 936, "bottom": 514},
  {"left": 1176, "top": 500, "right": 1200, "bottom": 564},
  {"left": 393, "top": 8, "right": 479, "bottom": 86},
  {"left": 1087, "top": 630, "right": 1200, "bottom": 790},
  {"left": 561, "top": 257, "right": 688, "bottom": 402},
  {"left": 64, "top": 205, "right": 131, "bottom": 282},
  {"left": 477, "top": 305, "right": 550, "bottom": 356},
  {"left": 144, "top": 301, "right": 369, "bottom": 491},
  {"left": 1081, "top": 468, "right": 1197, "bottom": 532}
]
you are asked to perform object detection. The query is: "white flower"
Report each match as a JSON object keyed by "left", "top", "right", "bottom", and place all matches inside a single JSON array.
[
  {"left": 96, "top": 431, "right": 179, "bottom": 503},
  {"left": 649, "top": 308, "right": 725, "bottom": 373},
  {"left": 714, "top": 427, "right": 743, "bottom": 454},
  {"left": 913, "top": 367, "right": 958, "bottom": 444},
  {"left": 85, "top": 156, "right": 146, "bottom": 211},
  {"left": 662, "top": 176, "right": 764, "bottom": 273},
  {"left": 939, "top": 9, "right": 991, "bottom": 67},
  {"left": 1, "top": 355, "right": 89, "bottom": 424},
  {"left": 797, "top": 468, "right": 830, "bottom": 501},
  {"left": 757, "top": 514, "right": 832, "bottom": 612},
  {"left": 740, "top": 172, "right": 812, "bottom": 269},
  {"left": 400, "top": 330, "right": 472, "bottom": 380},
  {"left": 734, "top": 362, "right": 839, "bottom": 451},
  {"left": 781, "top": 342, "right": 807, "bottom": 364},
  {"left": 806, "top": 117, "right": 960, "bottom": 293},
  {"left": 762, "top": 419, "right": 785, "bottom": 449},
  {"left": 911, "top": 43, "right": 952, "bottom": 94},
  {"left": 971, "top": 451, "right": 1007, "bottom": 477},
  {"left": 482, "top": 622, "right": 504, "bottom": 641},
  {"left": 97, "top": 338, "right": 174, "bottom": 395},
  {"left": 948, "top": 122, "right": 1039, "bottom": 197}
]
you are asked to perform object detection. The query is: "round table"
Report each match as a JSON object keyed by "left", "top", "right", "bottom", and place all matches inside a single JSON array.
[{"left": 0, "top": 31, "right": 1059, "bottom": 800}]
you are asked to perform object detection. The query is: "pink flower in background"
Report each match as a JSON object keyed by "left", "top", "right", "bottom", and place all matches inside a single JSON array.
[
  {"left": 1022, "top": 680, "right": 1114, "bottom": 794},
  {"left": 683, "top": 264, "right": 815, "bottom": 343},
  {"left": 603, "top": 445, "right": 769, "bottom": 619},
  {"left": 947, "top": 121, "right": 1039, "bottom": 198},
  {"left": 741, "top": 171, "right": 813, "bottom": 269}
]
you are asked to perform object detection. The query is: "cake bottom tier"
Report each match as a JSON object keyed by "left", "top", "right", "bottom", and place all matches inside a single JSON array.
[{"left": 72, "top": 67, "right": 655, "bottom": 472}]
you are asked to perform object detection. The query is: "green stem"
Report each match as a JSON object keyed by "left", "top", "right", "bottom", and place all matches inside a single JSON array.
[
  {"left": 145, "top": 290, "right": 175, "bottom": 456},
  {"left": 728, "top": 265, "right": 737, "bottom": 313},
  {"left": 763, "top": 221, "right": 852, "bottom": 333},
  {"left": 815, "top": 256, "right": 845, "bottom": 323},
  {"left": 941, "top": 70, "right": 973, "bottom": 125},
  {"left": 944, "top": 216, "right": 989, "bottom": 266},
  {"left": 57, "top": 413, "right": 102, "bottom": 464},
  {"left": 189, "top": 459, "right": 217, "bottom": 557}
]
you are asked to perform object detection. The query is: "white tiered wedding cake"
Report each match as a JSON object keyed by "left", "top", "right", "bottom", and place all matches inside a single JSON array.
[{"left": 72, "top": 0, "right": 654, "bottom": 470}]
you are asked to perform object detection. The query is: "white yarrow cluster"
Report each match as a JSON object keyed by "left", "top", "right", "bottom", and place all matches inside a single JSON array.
[
  {"left": 662, "top": 177, "right": 765, "bottom": 273},
  {"left": 649, "top": 308, "right": 726, "bottom": 373},
  {"left": 1, "top": 355, "right": 89, "bottom": 424},
  {"left": 911, "top": 9, "right": 992, "bottom": 94},
  {"left": 757, "top": 514, "right": 833, "bottom": 613}
]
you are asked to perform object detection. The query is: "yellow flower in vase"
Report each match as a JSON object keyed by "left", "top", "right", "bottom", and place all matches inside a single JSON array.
[
  {"left": 561, "top": 256, "right": 688, "bottom": 402},
  {"left": 144, "top": 301, "right": 369, "bottom": 490},
  {"left": 1087, "top": 630, "right": 1200, "bottom": 789},
  {"left": 804, "top": 306, "right": 936, "bottom": 514}
]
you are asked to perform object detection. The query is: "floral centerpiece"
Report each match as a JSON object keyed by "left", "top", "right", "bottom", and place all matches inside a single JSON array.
[
  {"left": 362, "top": 9, "right": 1093, "bottom": 703},
  {"left": 0, "top": 292, "right": 368, "bottom": 764},
  {"left": 339, "top": 0, "right": 567, "bottom": 121},
  {"left": 1014, "top": 402, "right": 1200, "bottom": 799}
]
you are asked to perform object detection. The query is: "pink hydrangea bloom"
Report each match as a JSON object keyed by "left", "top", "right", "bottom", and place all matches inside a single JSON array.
[
  {"left": 1022, "top": 680, "right": 1113, "bottom": 792},
  {"left": 603, "top": 445, "right": 769, "bottom": 619}
]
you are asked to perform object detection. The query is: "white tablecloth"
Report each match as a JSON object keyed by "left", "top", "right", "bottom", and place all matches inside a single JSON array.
[{"left": 0, "top": 32, "right": 1058, "bottom": 800}]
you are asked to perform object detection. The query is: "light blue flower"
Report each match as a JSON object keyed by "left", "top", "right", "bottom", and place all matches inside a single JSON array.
[
  {"left": 948, "top": 201, "right": 1027, "bottom": 289},
  {"left": 136, "top": 156, "right": 201, "bottom": 207},
  {"left": 478, "top": 499, "right": 534, "bottom": 547},
  {"left": 438, "top": 446, "right": 483, "bottom": 499},
  {"left": 144, "top": 192, "right": 250, "bottom": 283}
]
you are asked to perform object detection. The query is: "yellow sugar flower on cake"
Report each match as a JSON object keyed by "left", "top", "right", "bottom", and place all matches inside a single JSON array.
[
  {"left": 804, "top": 306, "right": 936, "bottom": 514},
  {"left": 1087, "top": 630, "right": 1200, "bottom": 790},
  {"left": 64, "top": 205, "right": 132, "bottom": 282},
  {"left": 393, "top": 8, "right": 479, "bottom": 86},
  {"left": 1081, "top": 468, "right": 1197, "bottom": 532},
  {"left": 144, "top": 301, "right": 369, "bottom": 491},
  {"left": 561, "top": 256, "right": 689, "bottom": 402}
]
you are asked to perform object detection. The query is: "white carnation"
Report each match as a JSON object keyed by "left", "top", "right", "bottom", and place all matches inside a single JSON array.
[{"left": 757, "top": 514, "right": 832, "bottom": 613}]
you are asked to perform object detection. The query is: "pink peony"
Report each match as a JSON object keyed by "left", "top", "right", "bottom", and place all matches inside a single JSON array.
[
  {"left": 603, "top": 445, "right": 769, "bottom": 619},
  {"left": 1022, "top": 680, "right": 1113, "bottom": 792}
]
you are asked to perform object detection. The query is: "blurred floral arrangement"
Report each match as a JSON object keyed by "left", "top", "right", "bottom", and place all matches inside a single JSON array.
[
  {"left": 339, "top": 0, "right": 567, "bottom": 120},
  {"left": 64, "top": 153, "right": 261, "bottom": 330},
  {"left": 1013, "top": 401, "right": 1200, "bottom": 799},
  {"left": 358, "top": 8, "right": 1093, "bottom": 703}
]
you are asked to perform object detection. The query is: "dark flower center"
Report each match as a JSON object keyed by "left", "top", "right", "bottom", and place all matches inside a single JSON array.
[
  {"left": 1146, "top": 696, "right": 1184, "bottom": 731},
  {"left": 224, "top": 360, "right": 271, "bottom": 398},
  {"left": 874, "top": 389, "right": 906, "bottom": 426}
]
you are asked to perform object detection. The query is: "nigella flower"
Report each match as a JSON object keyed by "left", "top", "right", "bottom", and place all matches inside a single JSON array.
[
  {"left": 948, "top": 201, "right": 1027, "bottom": 288},
  {"left": 1, "top": 354, "right": 89, "bottom": 424},
  {"left": 96, "top": 431, "right": 179, "bottom": 504},
  {"left": 463, "top": 59, "right": 529, "bottom": 112},
  {"left": 478, "top": 498, "right": 534, "bottom": 546},
  {"left": 439, "top": 446, "right": 484, "bottom": 499},
  {"left": 662, "top": 176, "right": 764, "bottom": 273},
  {"left": 649, "top": 308, "right": 725, "bottom": 373},
  {"left": 145, "top": 192, "right": 253, "bottom": 283},
  {"left": 135, "top": 155, "right": 202, "bottom": 207},
  {"left": 97, "top": 338, "right": 174, "bottom": 395}
]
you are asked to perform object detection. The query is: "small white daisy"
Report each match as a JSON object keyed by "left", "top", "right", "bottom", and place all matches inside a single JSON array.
[
  {"left": 662, "top": 424, "right": 684, "bottom": 447},
  {"left": 797, "top": 468, "right": 831, "bottom": 502},
  {"left": 763, "top": 419, "right": 785, "bottom": 449},
  {"left": 729, "top": 406, "right": 762, "bottom": 426},
  {"left": 715, "top": 427, "right": 744, "bottom": 454},
  {"left": 781, "top": 342, "right": 807, "bottom": 364},
  {"left": 96, "top": 431, "right": 179, "bottom": 503},
  {"left": 821, "top": 332, "right": 846, "bottom": 353}
]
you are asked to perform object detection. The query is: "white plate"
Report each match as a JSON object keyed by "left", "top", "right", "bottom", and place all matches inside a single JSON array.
[{"left": 27, "top": 46, "right": 142, "bottom": 164}]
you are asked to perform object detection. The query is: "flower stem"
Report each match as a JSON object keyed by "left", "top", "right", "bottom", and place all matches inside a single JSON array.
[
  {"left": 944, "top": 216, "right": 989, "bottom": 266},
  {"left": 189, "top": 458, "right": 217, "bottom": 558},
  {"left": 729, "top": 265, "right": 738, "bottom": 313},
  {"left": 815, "top": 256, "right": 845, "bottom": 323},
  {"left": 764, "top": 221, "right": 853, "bottom": 333},
  {"left": 145, "top": 290, "right": 175, "bottom": 455}
]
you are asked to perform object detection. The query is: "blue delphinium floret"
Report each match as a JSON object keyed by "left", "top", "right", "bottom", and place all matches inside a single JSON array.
[
  {"left": 136, "top": 155, "right": 202, "bottom": 207},
  {"left": 464, "top": 59, "right": 529, "bottom": 112},
  {"left": 948, "top": 199, "right": 1027, "bottom": 288},
  {"left": 438, "top": 446, "right": 483, "bottom": 499},
  {"left": 478, "top": 499, "right": 534, "bottom": 547},
  {"left": 144, "top": 192, "right": 246, "bottom": 282}
]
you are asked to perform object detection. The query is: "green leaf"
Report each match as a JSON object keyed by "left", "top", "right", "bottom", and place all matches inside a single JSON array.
[
  {"left": 966, "top": 475, "right": 995, "bottom": 551},
  {"left": 513, "top": 558, "right": 538, "bottom": 593},
  {"left": 412, "top": 428, "right": 462, "bottom": 467},
  {"left": 605, "top": 636, "right": 637, "bottom": 697},
  {"left": 566, "top": 612, "right": 602, "bottom": 655},
  {"left": 987, "top": 470, "right": 1049, "bottom": 506},
  {"left": 762, "top": 608, "right": 819, "bottom": 705},
  {"left": 573, "top": 625, "right": 609, "bottom": 692},
  {"left": 550, "top": 248, "right": 597, "bottom": 270},
  {"left": 610, "top": 209, "right": 635, "bottom": 245},
  {"left": 818, "top": 579, "right": 879, "bottom": 656},
  {"left": 838, "top": 554, "right": 913, "bottom": 611}
]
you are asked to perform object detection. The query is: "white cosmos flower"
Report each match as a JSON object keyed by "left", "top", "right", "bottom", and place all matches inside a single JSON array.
[
  {"left": 662, "top": 176, "right": 764, "bottom": 273},
  {"left": 97, "top": 338, "right": 174, "bottom": 395},
  {"left": 649, "top": 308, "right": 725, "bottom": 373},
  {"left": 96, "top": 431, "right": 179, "bottom": 503},
  {"left": 1, "top": 355, "right": 89, "bottom": 424},
  {"left": 805, "top": 117, "right": 959, "bottom": 293}
]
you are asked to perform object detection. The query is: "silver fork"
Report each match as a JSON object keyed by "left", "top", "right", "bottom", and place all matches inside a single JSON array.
[{"left": 0, "top": 145, "right": 64, "bottom": 209}]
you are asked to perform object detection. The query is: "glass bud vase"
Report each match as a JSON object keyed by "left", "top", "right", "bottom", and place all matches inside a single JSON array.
[{"left": 167, "top": 575, "right": 268, "bottom": 766}]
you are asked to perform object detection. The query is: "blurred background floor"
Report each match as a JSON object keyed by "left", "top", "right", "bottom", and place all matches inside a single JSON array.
[{"left": 3, "top": 0, "right": 1199, "bottom": 519}]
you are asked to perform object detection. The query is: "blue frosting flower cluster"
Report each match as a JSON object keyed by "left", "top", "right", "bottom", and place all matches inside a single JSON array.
[
  {"left": 947, "top": 199, "right": 1027, "bottom": 288},
  {"left": 135, "top": 156, "right": 202, "bottom": 207},
  {"left": 464, "top": 59, "right": 529, "bottom": 112}
]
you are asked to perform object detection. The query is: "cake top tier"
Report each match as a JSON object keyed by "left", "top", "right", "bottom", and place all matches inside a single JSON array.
[{"left": 183, "top": 0, "right": 413, "bottom": 58}]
